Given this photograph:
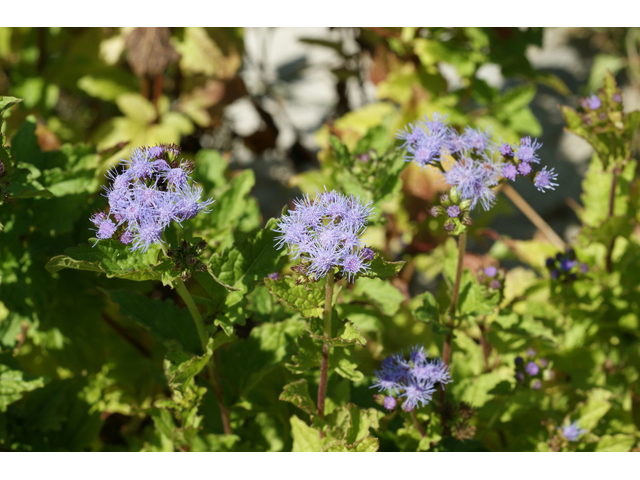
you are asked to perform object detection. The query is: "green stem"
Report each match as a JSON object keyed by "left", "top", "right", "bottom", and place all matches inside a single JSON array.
[
  {"left": 411, "top": 411, "right": 426, "bottom": 438},
  {"left": 175, "top": 279, "right": 208, "bottom": 352},
  {"left": 440, "top": 232, "right": 466, "bottom": 423},
  {"left": 447, "top": 231, "right": 466, "bottom": 321},
  {"left": 169, "top": 249, "right": 232, "bottom": 435},
  {"left": 317, "top": 273, "right": 335, "bottom": 419}
]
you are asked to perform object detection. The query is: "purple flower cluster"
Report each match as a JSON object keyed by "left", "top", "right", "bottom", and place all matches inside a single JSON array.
[
  {"left": 477, "top": 265, "right": 502, "bottom": 290},
  {"left": 372, "top": 345, "right": 451, "bottom": 412},
  {"left": 274, "top": 189, "right": 375, "bottom": 282},
  {"left": 397, "top": 113, "right": 558, "bottom": 216},
  {"left": 560, "top": 420, "right": 587, "bottom": 442},
  {"left": 545, "top": 249, "right": 588, "bottom": 282},
  {"left": 514, "top": 348, "right": 551, "bottom": 390},
  {"left": 90, "top": 145, "right": 214, "bottom": 252}
]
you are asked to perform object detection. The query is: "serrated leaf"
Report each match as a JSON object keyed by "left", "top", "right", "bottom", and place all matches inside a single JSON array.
[
  {"left": 198, "top": 218, "right": 286, "bottom": 311},
  {"left": 164, "top": 344, "right": 213, "bottom": 393},
  {"left": 290, "top": 415, "right": 322, "bottom": 452},
  {"left": 0, "top": 355, "right": 47, "bottom": 412},
  {"left": 457, "top": 272, "right": 499, "bottom": 317},
  {"left": 345, "top": 403, "right": 381, "bottom": 445},
  {"left": 307, "top": 310, "right": 366, "bottom": 347},
  {"left": 333, "top": 348, "right": 364, "bottom": 382},
  {"left": 366, "top": 254, "right": 405, "bottom": 280},
  {"left": 164, "top": 333, "right": 235, "bottom": 393},
  {"left": 265, "top": 276, "right": 325, "bottom": 318},
  {"left": 105, "top": 289, "right": 202, "bottom": 355},
  {"left": 46, "top": 240, "right": 163, "bottom": 282},
  {"left": 279, "top": 379, "right": 316, "bottom": 415}
]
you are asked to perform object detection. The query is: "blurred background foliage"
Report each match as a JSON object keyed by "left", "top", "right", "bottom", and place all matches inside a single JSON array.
[{"left": 1, "top": 27, "right": 640, "bottom": 452}]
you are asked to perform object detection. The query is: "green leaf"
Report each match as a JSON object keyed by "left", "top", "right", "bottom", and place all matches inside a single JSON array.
[
  {"left": 0, "top": 96, "right": 22, "bottom": 116},
  {"left": 265, "top": 276, "right": 325, "bottom": 318},
  {"left": 279, "top": 379, "right": 316, "bottom": 415},
  {"left": 164, "top": 344, "right": 213, "bottom": 393},
  {"left": 345, "top": 403, "right": 381, "bottom": 445},
  {"left": 45, "top": 240, "right": 163, "bottom": 282},
  {"left": 595, "top": 434, "right": 635, "bottom": 452},
  {"left": 307, "top": 310, "right": 367, "bottom": 347},
  {"left": 457, "top": 272, "right": 500, "bottom": 318},
  {"left": 351, "top": 277, "right": 405, "bottom": 316},
  {"left": 290, "top": 415, "right": 322, "bottom": 452},
  {"left": 207, "top": 169, "right": 256, "bottom": 231},
  {"left": 414, "top": 291, "right": 439, "bottom": 324},
  {"left": 287, "top": 334, "right": 322, "bottom": 375},
  {"left": 365, "top": 254, "right": 405, "bottom": 280},
  {"left": 330, "top": 135, "right": 353, "bottom": 168},
  {"left": 105, "top": 289, "right": 202, "bottom": 355},
  {"left": 332, "top": 348, "right": 364, "bottom": 382},
  {"left": 0, "top": 354, "right": 47, "bottom": 412},
  {"left": 219, "top": 318, "right": 305, "bottom": 394},
  {"left": 164, "top": 333, "right": 235, "bottom": 393},
  {"left": 116, "top": 92, "right": 156, "bottom": 124},
  {"left": 578, "top": 389, "right": 611, "bottom": 430},
  {"left": 198, "top": 218, "right": 286, "bottom": 311},
  {"left": 325, "top": 436, "right": 379, "bottom": 452}
]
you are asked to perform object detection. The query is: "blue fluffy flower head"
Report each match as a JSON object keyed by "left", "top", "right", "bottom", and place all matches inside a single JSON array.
[
  {"left": 396, "top": 113, "right": 559, "bottom": 235},
  {"left": 274, "top": 188, "right": 375, "bottom": 282},
  {"left": 372, "top": 344, "right": 451, "bottom": 412},
  {"left": 90, "top": 145, "right": 214, "bottom": 252}
]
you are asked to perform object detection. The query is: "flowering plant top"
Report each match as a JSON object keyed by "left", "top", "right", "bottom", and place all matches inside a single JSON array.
[{"left": 90, "top": 144, "right": 214, "bottom": 252}]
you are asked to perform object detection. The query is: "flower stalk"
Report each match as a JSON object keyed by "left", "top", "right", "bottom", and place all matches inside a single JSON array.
[
  {"left": 317, "top": 272, "right": 335, "bottom": 419},
  {"left": 174, "top": 276, "right": 232, "bottom": 435}
]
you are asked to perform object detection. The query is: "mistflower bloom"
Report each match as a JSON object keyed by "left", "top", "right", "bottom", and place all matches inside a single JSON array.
[
  {"left": 515, "top": 137, "right": 542, "bottom": 164},
  {"left": 517, "top": 161, "right": 532, "bottom": 176},
  {"left": 484, "top": 266, "right": 497, "bottom": 278},
  {"left": 400, "top": 379, "right": 436, "bottom": 412},
  {"left": 534, "top": 167, "right": 559, "bottom": 192},
  {"left": 383, "top": 396, "right": 397, "bottom": 411},
  {"left": 525, "top": 362, "right": 539, "bottom": 376},
  {"left": 444, "top": 158, "right": 497, "bottom": 211},
  {"left": 396, "top": 112, "right": 559, "bottom": 220},
  {"left": 461, "top": 126, "right": 493, "bottom": 152},
  {"left": 90, "top": 145, "right": 214, "bottom": 252},
  {"left": 274, "top": 189, "right": 374, "bottom": 282},
  {"left": 532, "top": 380, "right": 542, "bottom": 390},
  {"left": 582, "top": 94, "right": 602, "bottom": 110},
  {"left": 502, "top": 163, "right": 517, "bottom": 181},
  {"left": 499, "top": 143, "right": 514, "bottom": 157},
  {"left": 560, "top": 421, "right": 586, "bottom": 442},
  {"left": 446, "top": 205, "right": 461, "bottom": 218},
  {"left": 372, "top": 345, "right": 451, "bottom": 412}
]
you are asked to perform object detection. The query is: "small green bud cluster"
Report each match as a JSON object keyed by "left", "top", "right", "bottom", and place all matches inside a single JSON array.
[
  {"left": 429, "top": 188, "right": 472, "bottom": 236},
  {"left": 166, "top": 238, "right": 208, "bottom": 281}
]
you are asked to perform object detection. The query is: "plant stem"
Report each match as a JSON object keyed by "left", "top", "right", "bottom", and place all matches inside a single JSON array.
[
  {"left": 501, "top": 184, "right": 566, "bottom": 250},
  {"left": 605, "top": 170, "right": 619, "bottom": 272},
  {"left": 411, "top": 411, "right": 426, "bottom": 438},
  {"left": 174, "top": 277, "right": 232, "bottom": 435},
  {"left": 317, "top": 273, "right": 335, "bottom": 419},
  {"left": 175, "top": 279, "right": 209, "bottom": 351},
  {"left": 440, "top": 232, "right": 466, "bottom": 418},
  {"left": 447, "top": 231, "right": 467, "bottom": 321}
]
